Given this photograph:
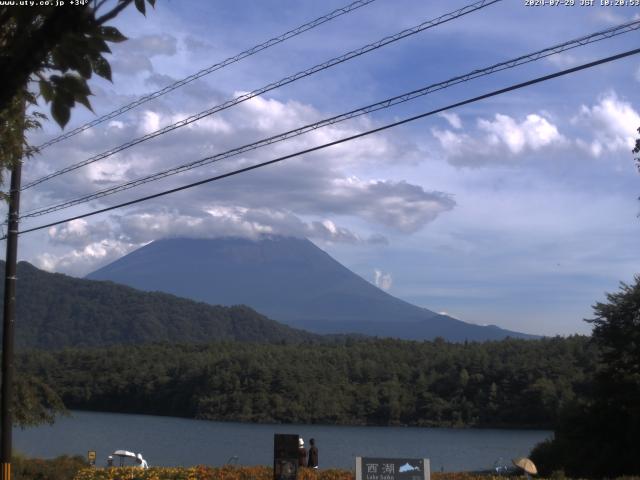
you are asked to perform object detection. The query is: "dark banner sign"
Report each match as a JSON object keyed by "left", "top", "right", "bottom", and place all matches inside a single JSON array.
[
  {"left": 356, "top": 457, "right": 430, "bottom": 480},
  {"left": 274, "top": 434, "right": 299, "bottom": 480}
]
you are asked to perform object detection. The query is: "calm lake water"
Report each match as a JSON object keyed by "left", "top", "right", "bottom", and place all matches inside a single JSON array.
[{"left": 15, "top": 411, "right": 551, "bottom": 472}]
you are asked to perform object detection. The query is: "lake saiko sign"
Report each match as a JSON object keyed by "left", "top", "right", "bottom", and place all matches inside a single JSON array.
[{"left": 356, "top": 458, "right": 431, "bottom": 480}]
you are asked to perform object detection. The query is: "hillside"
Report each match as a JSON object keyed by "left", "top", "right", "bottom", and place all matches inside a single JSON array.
[
  {"left": 88, "top": 236, "right": 536, "bottom": 341},
  {"left": 0, "top": 261, "right": 318, "bottom": 349}
]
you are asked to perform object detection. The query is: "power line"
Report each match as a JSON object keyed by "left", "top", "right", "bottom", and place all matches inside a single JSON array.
[
  {"left": 12, "top": 47, "right": 640, "bottom": 239},
  {"left": 22, "top": 0, "right": 501, "bottom": 191},
  {"left": 19, "top": 19, "right": 640, "bottom": 220},
  {"left": 33, "top": 0, "right": 378, "bottom": 151}
]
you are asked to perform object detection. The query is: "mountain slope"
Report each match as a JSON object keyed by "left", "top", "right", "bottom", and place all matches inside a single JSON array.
[
  {"left": 0, "top": 261, "right": 318, "bottom": 349},
  {"left": 87, "top": 236, "right": 536, "bottom": 341}
]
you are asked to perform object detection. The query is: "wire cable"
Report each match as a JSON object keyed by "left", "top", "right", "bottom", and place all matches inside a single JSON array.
[
  {"left": 34, "top": 0, "right": 378, "bottom": 151},
  {"left": 19, "top": 18, "right": 640, "bottom": 219},
  {"left": 11, "top": 47, "right": 640, "bottom": 239},
  {"left": 22, "top": 0, "right": 501, "bottom": 191}
]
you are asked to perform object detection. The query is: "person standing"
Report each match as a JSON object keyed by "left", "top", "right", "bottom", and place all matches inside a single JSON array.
[
  {"left": 298, "top": 438, "right": 307, "bottom": 467},
  {"left": 136, "top": 453, "right": 149, "bottom": 469},
  {"left": 307, "top": 438, "right": 318, "bottom": 468}
]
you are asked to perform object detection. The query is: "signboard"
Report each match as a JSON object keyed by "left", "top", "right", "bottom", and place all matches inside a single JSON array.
[
  {"left": 274, "top": 434, "right": 299, "bottom": 480},
  {"left": 356, "top": 458, "right": 430, "bottom": 480},
  {"left": 87, "top": 450, "right": 96, "bottom": 466}
]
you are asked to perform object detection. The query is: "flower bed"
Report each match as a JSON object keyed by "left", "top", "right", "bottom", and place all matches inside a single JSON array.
[
  {"left": 72, "top": 466, "right": 523, "bottom": 480},
  {"left": 73, "top": 466, "right": 640, "bottom": 480},
  {"left": 74, "top": 466, "right": 353, "bottom": 480}
]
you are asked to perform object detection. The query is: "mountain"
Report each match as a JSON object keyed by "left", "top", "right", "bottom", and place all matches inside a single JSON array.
[
  {"left": 0, "top": 261, "right": 319, "bottom": 349},
  {"left": 87, "top": 236, "right": 536, "bottom": 341}
]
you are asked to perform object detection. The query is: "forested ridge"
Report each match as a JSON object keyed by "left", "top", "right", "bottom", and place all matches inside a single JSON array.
[
  {"left": 1, "top": 261, "right": 319, "bottom": 348},
  {"left": 18, "top": 336, "right": 597, "bottom": 428}
]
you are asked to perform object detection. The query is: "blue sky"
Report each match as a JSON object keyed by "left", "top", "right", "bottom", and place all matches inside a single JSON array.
[{"left": 6, "top": 0, "right": 640, "bottom": 336}]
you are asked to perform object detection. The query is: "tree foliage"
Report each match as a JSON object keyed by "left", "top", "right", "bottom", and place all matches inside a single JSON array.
[
  {"left": 531, "top": 276, "right": 640, "bottom": 478},
  {"left": 0, "top": 88, "right": 45, "bottom": 194},
  {"left": 11, "top": 375, "right": 66, "bottom": 427},
  {"left": 0, "top": 0, "right": 155, "bottom": 127},
  {"left": 17, "top": 336, "right": 597, "bottom": 429},
  {"left": 0, "top": 0, "right": 155, "bottom": 428}
]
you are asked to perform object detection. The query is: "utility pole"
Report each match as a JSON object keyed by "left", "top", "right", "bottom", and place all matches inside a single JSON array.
[{"left": 1, "top": 161, "right": 22, "bottom": 480}]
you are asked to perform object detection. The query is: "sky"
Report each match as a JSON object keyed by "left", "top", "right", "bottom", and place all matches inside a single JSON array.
[{"left": 4, "top": 0, "right": 640, "bottom": 336}]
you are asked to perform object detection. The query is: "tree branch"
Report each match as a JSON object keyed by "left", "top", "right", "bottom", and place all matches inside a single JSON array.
[
  {"left": 94, "top": 0, "right": 110, "bottom": 12},
  {"left": 96, "top": 0, "right": 132, "bottom": 25}
]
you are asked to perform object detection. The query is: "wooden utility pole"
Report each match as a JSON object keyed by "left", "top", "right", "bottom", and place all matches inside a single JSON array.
[{"left": 1, "top": 161, "right": 22, "bottom": 480}]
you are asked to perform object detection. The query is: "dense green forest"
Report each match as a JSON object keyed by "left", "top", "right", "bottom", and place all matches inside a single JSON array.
[
  {"left": 18, "top": 336, "right": 597, "bottom": 428},
  {"left": 1, "top": 261, "right": 319, "bottom": 348}
]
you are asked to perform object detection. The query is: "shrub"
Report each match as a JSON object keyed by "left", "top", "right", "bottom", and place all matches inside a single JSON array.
[{"left": 13, "top": 453, "right": 88, "bottom": 480}]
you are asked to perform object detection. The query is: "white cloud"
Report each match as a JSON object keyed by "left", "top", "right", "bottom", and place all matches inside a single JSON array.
[
  {"left": 374, "top": 269, "right": 393, "bottom": 291},
  {"left": 33, "top": 201, "right": 396, "bottom": 276},
  {"left": 546, "top": 53, "right": 578, "bottom": 68},
  {"left": 35, "top": 239, "right": 137, "bottom": 276},
  {"left": 432, "top": 113, "right": 565, "bottom": 165},
  {"left": 116, "top": 207, "right": 378, "bottom": 246},
  {"left": 593, "top": 9, "right": 627, "bottom": 25},
  {"left": 27, "top": 91, "right": 455, "bottom": 233},
  {"left": 48, "top": 219, "right": 89, "bottom": 241},
  {"left": 23, "top": 89, "right": 456, "bottom": 276},
  {"left": 48, "top": 219, "right": 112, "bottom": 247},
  {"left": 574, "top": 92, "right": 640, "bottom": 157},
  {"left": 318, "top": 177, "right": 455, "bottom": 233},
  {"left": 438, "top": 112, "right": 462, "bottom": 129},
  {"left": 478, "top": 114, "right": 564, "bottom": 154},
  {"left": 139, "top": 111, "right": 161, "bottom": 135}
]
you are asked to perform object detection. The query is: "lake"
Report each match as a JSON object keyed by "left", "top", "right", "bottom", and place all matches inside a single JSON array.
[{"left": 15, "top": 411, "right": 551, "bottom": 472}]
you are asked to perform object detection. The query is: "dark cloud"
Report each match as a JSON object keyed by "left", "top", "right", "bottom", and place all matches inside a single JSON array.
[
  {"left": 367, "top": 233, "right": 389, "bottom": 246},
  {"left": 110, "top": 53, "right": 153, "bottom": 76},
  {"left": 127, "top": 34, "right": 178, "bottom": 57},
  {"left": 144, "top": 73, "right": 176, "bottom": 89},
  {"left": 108, "top": 34, "right": 178, "bottom": 77},
  {"left": 184, "top": 36, "right": 213, "bottom": 53}
]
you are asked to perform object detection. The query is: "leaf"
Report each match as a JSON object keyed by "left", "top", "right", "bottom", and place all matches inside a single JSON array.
[
  {"left": 49, "top": 76, "right": 74, "bottom": 105},
  {"left": 39, "top": 80, "right": 54, "bottom": 102},
  {"left": 100, "top": 26, "right": 127, "bottom": 43},
  {"left": 51, "top": 98, "right": 71, "bottom": 128},
  {"left": 91, "top": 55, "right": 112, "bottom": 82},
  {"left": 134, "top": 0, "right": 146, "bottom": 15},
  {"left": 60, "top": 74, "right": 91, "bottom": 97},
  {"left": 68, "top": 52, "right": 93, "bottom": 79},
  {"left": 78, "top": 56, "right": 93, "bottom": 79},
  {"left": 147, "top": 0, "right": 156, "bottom": 6},
  {"left": 88, "top": 36, "right": 111, "bottom": 54},
  {"left": 74, "top": 93, "right": 94, "bottom": 112},
  {"left": 51, "top": 47, "right": 71, "bottom": 72}
]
